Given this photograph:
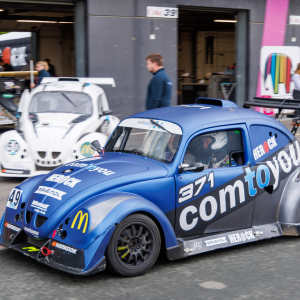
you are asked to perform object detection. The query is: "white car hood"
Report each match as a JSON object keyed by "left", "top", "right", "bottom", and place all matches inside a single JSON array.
[{"left": 24, "top": 113, "right": 90, "bottom": 163}]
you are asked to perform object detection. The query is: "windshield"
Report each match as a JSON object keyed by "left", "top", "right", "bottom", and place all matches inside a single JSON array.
[
  {"left": 105, "top": 119, "right": 182, "bottom": 164},
  {"left": 29, "top": 91, "right": 93, "bottom": 114}
]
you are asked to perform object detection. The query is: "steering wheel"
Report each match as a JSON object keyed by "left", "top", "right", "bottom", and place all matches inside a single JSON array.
[{"left": 131, "top": 149, "right": 143, "bottom": 155}]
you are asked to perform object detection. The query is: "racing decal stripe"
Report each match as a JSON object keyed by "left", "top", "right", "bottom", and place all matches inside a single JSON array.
[{"left": 88, "top": 196, "right": 134, "bottom": 233}]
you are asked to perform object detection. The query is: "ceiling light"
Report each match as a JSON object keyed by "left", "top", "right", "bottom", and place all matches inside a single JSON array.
[
  {"left": 17, "top": 20, "right": 57, "bottom": 23},
  {"left": 214, "top": 20, "right": 237, "bottom": 23},
  {"left": 58, "top": 21, "right": 74, "bottom": 24},
  {"left": 0, "top": 9, "right": 4, "bottom": 12}
]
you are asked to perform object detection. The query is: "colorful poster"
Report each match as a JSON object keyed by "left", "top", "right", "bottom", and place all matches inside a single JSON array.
[
  {"left": 260, "top": 46, "right": 300, "bottom": 98},
  {"left": 0, "top": 32, "right": 31, "bottom": 71}
]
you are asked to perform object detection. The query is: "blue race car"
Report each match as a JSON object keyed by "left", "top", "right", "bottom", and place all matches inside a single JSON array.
[{"left": 1, "top": 98, "right": 300, "bottom": 277}]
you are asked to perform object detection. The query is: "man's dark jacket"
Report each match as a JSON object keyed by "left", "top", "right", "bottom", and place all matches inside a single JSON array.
[
  {"left": 37, "top": 69, "right": 51, "bottom": 86},
  {"left": 145, "top": 68, "right": 172, "bottom": 110}
]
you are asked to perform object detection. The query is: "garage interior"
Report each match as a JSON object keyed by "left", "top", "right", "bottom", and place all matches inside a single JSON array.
[
  {"left": 178, "top": 7, "right": 238, "bottom": 105},
  {"left": 0, "top": 0, "right": 75, "bottom": 77}
]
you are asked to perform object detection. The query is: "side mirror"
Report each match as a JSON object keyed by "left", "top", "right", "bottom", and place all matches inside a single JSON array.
[
  {"left": 178, "top": 163, "right": 204, "bottom": 174},
  {"left": 91, "top": 140, "right": 102, "bottom": 154},
  {"left": 103, "top": 110, "right": 112, "bottom": 115}
]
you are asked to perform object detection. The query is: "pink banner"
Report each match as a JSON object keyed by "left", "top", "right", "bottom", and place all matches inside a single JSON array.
[{"left": 255, "top": 0, "right": 289, "bottom": 113}]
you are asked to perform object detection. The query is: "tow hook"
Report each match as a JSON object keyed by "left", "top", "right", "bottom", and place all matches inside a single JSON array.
[{"left": 41, "top": 247, "right": 54, "bottom": 256}]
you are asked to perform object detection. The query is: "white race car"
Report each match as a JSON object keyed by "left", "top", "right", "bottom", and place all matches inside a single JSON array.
[{"left": 0, "top": 77, "right": 120, "bottom": 177}]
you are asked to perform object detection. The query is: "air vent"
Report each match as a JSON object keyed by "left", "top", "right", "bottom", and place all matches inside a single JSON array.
[
  {"left": 38, "top": 151, "right": 46, "bottom": 158},
  {"left": 52, "top": 152, "right": 60, "bottom": 159},
  {"left": 35, "top": 164, "right": 60, "bottom": 171},
  {"left": 26, "top": 211, "right": 33, "bottom": 224},
  {"left": 27, "top": 236, "right": 48, "bottom": 247},
  {"left": 36, "top": 215, "right": 48, "bottom": 228}
]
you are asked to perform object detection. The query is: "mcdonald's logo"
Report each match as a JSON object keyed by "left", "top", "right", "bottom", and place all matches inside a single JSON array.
[
  {"left": 71, "top": 210, "right": 89, "bottom": 233},
  {"left": 81, "top": 142, "right": 94, "bottom": 158}
]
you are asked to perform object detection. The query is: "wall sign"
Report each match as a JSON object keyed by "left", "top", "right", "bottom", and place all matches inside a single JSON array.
[
  {"left": 289, "top": 15, "right": 300, "bottom": 25},
  {"left": 147, "top": 6, "right": 178, "bottom": 18}
]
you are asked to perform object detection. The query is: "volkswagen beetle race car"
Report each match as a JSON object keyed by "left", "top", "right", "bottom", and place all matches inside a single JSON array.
[
  {"left": 0, "top": 77, "right": 120, "bottom": 177},
  {"left": 1, "top": 98, "right": 300, "bottom": 277}
]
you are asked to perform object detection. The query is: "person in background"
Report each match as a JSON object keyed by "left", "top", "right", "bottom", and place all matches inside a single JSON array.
[
  {"left": 293, "top": 63, "right": 300, "bottom": 100},
  {"left": 30, "top": 61, "right": 51, "bottom": 88},
  {"left": 45, "top": 58, "right": 56, "bottom": 77},
  {"left": 145, "top": 53, "right": 172, "bottom": 110},
  {"left": 0, "top": 58, "right": 14, "bottom": 71}
]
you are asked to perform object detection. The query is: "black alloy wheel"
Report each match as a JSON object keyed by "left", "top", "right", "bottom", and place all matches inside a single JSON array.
[{"left": 106, "top": 214, "right": 161, "bottom": 277}]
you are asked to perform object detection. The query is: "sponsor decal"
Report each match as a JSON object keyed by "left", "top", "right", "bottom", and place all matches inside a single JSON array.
[
  {"left": 5, "top": 222, "right": 21, "bottom": 232},
  {"left": 137, "top": 120, "right": 165, "bottom": 130},
  {"left": 31, "top": 200, "right": 49, "bottom": 215},
  {"left": 45, "top": 174, "right": 81, "bottom": 188},
  {"left": 71, "top": 210, "right": 89, "bottom": 233},
  {"left": 2, "top": 94, "right": 14, "bottom": 98},
  {"left": 80, "top": 156, "right": 102, "bottom": 162},
  {"left": 205, "top": 237, "right": 227, "bottom": 247},
  {"left": 34, "top": 186, "right": 66, "bottom": 200},
  {"left": 24, "top": 227, "right": 39, "bottom": 237},
  {"left": 36, "top": 124, "right": 68, "bottom": 129},
  {"left": 81, "top": 142, "right": 95, "bottom": 158},
  {"left": 6, "top": 140, "right": 20, "bottom": 155},
  {"left": 178, "top": 140, "right": 300, "bottom": 232},
  {"left": 51, "top": 241, "right": 77, "bottom": 254},
  {"left": 22, "top": 246, "right": 40, "bottom": 252},
  {"left": 193, "top": 241, "right": 202, "bottom": 250},
  {"left": 65, "top": 162, "right": 115, "bottom": 176},
  {"left": 253, "top": 136, "right": 277, "bottom": 160},
  {"left": 228, "top": 230, "right": 255, "bottom": 244},
  {"left": 6, "top": 188, "right": 22, "bottom": 210}
]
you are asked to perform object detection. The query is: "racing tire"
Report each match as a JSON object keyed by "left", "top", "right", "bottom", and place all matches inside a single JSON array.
[{"left": 106, "top": 213, "right": 161, "bottom": 277}]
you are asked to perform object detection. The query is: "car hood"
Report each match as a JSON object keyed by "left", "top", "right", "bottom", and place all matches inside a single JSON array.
[
  {"left": 24, "top": 113, "right": 90, "bottom": 152},
  {"left": 22, "top": 153, "right": 168, "bottom": 238}
]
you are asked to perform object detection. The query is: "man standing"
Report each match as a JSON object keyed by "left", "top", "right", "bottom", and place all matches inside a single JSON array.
[{"left": 145, "top": 53, "right": 172, "bottom": 110}]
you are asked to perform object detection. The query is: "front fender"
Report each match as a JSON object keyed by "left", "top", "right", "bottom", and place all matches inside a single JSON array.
[
  {"left": 278, "top": 167, "right": 300, "bottom": 234},
  {"left": 62, "top": 192, "right": 178, "bottom": 250},
  {"left": 2, "top": 174, "right": 46, "bottom": 227},
  {"left": 0, "top": 130, "right": 28, "bottom": 163},
  {"left": 68, "top": 132, "right": 108, "bottom": 162}
]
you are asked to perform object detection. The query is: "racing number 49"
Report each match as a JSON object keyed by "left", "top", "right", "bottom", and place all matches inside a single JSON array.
[{"left": 6, "top": 188, "right": 22, "bottom": 209}]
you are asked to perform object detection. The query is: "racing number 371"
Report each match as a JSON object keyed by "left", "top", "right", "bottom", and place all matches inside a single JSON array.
[{"left": 6, "top": 188, "right": 23, "bottom": 210}]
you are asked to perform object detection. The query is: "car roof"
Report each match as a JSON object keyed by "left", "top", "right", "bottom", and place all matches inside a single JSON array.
[
  {"left": 32, "top": 81, "right": 103, "bottom": 94},
  {"left": 129, "top": 101, "right": 293, "bottom": 138}
]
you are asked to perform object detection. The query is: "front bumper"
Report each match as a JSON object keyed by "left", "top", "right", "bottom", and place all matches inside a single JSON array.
[{"left": 0, "top": 221, "right": 107, "bottom": 275}]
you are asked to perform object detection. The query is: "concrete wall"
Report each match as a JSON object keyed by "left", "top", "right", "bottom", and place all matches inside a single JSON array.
[{"left": 85, "top": 0, "right": 271, "bottom": 120}]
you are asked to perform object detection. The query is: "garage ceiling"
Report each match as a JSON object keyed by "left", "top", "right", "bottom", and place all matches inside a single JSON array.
[
  {"left": 0, "top": 0, "right": 74, "bottom": 31},
  {"left": 179, "top": 7, "right": 237, "bottom": 32}
]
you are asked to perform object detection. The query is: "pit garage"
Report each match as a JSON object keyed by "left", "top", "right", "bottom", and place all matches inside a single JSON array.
[
  {"left": 178, "top": 7, "right": 247, "bottom": 106},
  {"left": 0, "top": 0, "right": 86, "bottom": 77}
]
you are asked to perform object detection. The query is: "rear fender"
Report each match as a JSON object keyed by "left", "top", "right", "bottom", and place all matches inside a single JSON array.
[{"left": 278, "top": 167, "right": 300, "bottom": 235}]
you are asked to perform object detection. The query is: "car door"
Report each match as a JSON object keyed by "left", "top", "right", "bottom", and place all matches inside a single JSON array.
[{"left": 174, "top": 124, "right": 254, "bottom": 237}]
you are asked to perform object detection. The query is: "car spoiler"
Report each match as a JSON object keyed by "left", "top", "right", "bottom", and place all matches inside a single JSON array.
[
  {"left": 244, "top": 97, "right": 300, "bottom": 111},
  {"left": 244, "top": 97, "right": 300, "bottom": 135},
  {"left": 41, "top": 77, "right": 116, "bottom": 87}
]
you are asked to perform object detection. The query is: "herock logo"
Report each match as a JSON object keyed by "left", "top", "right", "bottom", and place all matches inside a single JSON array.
[{"left": 253, "top": 136, "right": 277, "bottom": 160}]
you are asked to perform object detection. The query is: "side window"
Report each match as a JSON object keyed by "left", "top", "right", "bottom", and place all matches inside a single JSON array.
[
  {"left": 183, "top": 129, "right": 244, "bottom": 169},
  {"left": 98, "top": 94, "right": 102, "bottom": 114}
]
